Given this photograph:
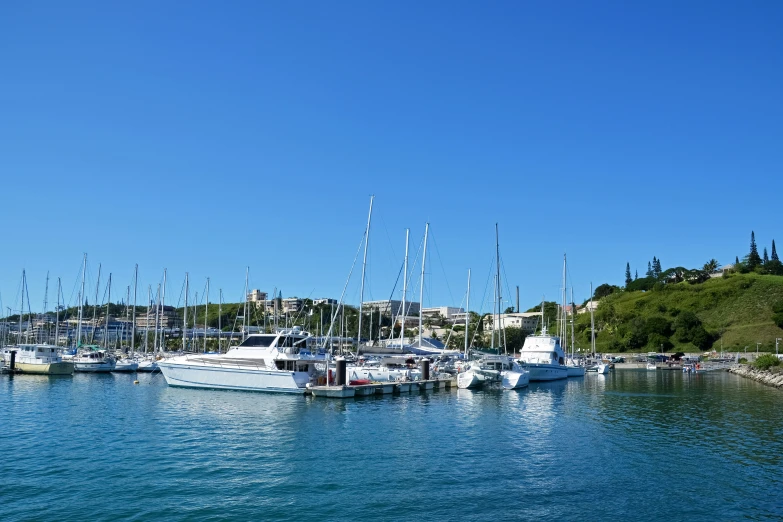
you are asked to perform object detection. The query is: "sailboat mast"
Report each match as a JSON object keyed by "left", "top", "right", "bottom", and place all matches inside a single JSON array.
[
  {"left": 204, "top": 277, "right": 210, "bottom": 353},
  {"left": 570, "top": 287, "right": 575, "bottom": 359},
  {"left": 153, "top": 284, "right": 160, "bottom": 355},
  {"left": 42, "top": 271, "right": 49, "bottom": 344},
  {"left": 183, "top": 273, "right": 188, "bottom": 352},
  {"left": 242, "top": 268, "right": 249, "bottom": 339},
  {"left": 131, "top": 264, "right": 138, "bottom": 355},
  {"left": 55, "top": 278, "right": 61, "bottom": 347},
  {"left": 20, "top": 270, "right": 25, "bottom": 344},
  {"left": 356, "top": 195, "right": 374, "bottom": 354},
  {"left": 418, "top": 222, "right": 429, "bottom": 348},
  {"left": 90, "top": 264, "right": 101, "bottom": 344},
  {"left": 160, "top": 269, "right": 167, "bottom": 353},
  {"left": 400, "top": 229, "right": 409, "bottom": 347},
  {"left": 104, "top": 274, "right": 111, "bottom": 350},
  {"left": 77, "top": 254, "right": 86, "bottom": 348},
  {"left": 491, "top": 275, "right": 496, "bottom": 351},
  {"left": 495, "top": 223, "right": 504, "bottom": 354},
  {"left": 465, "top": 269, "right": 471, "bottom": 358},
  {"left": 218, "top": 289, "right": 222, "bottom": 353},
  {"left": 590, "top": 282, "right": 596, "bottom": 355},
  {"left": 145, "top": 286, "right": 150, "bottom": 354}
]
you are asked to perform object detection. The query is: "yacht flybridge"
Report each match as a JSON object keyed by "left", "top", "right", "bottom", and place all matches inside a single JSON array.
[{"left": 158, "top": 327, "right": 326, "bottom": 394}]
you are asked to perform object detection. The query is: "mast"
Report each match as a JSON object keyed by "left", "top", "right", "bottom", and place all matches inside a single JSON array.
[
  {"left": 356, "top": 195, "right": 374, "bottom": 355},
  {"left": 495, "top": 223, "right": 503, "bottom": 354},
  {"left": 183, "top": 273, "right": 188, "bottom": 352},
  {"left": 570, "top": 287, "right": 575, "bottom": 359},
  {"left": 103, "top": 274, "right": 111, "bottom": 350},
  {"left": 561, "top": 254, "right": 567, "bottom": 349},
  {"left": 491, "top": 274, "right": 496, "bottom": 352},
  {"left": 90, "top": 263, "right": 101, "bottom": 344},
  {"left": 145, "top": 286, "right": 151, "bottom": 354},
  {"left": 399, "top": 229, "right": 409, "bottom": 347},
  {"left": 465, "top": 269, "right": 471, "bottom": 358},
  {"left": 590, "top": 283, "right": 596, "bottom": 355},
  {"left": 20, "top": 270, "right": 25, "bottom": 344},
  {"left": 204, "top": 277, "right": 210, "bottom": 353},
  {"left": 131, "top": 265, "right": 137, "bottom": 356},
  {"left": 42, "top": 271, "right": 49, "bottom": 343},
  {"left": 55, "top": 278, "right": 61, "bottom": 347},
  {"left": 418, "top": 222, "right": 429, "bottom": 348},
  {"left": 160, "top": 269, "right": 167, "bottom": 353},
  {"left": 218, "top": 289, "right": 222, "bottom": 353},
  {"left": 77, "top": 254, "right": 87, "bottom": 349},
  {"left": 242, "top": 268, "right": 249, "bottom": 339},
  {"left": 152, "top": 284, "right": 160, "bottom": 355}
]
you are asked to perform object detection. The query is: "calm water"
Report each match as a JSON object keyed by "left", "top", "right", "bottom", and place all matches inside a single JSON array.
[{"left": 2, "top": 370, "right": 782, "bottom": 521}]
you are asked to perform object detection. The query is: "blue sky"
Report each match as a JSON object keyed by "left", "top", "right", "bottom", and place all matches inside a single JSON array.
[{"left": 1, "top": 1, "right": 782, "bottom": 315}]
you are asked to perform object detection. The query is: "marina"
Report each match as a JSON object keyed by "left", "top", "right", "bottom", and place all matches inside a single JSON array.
[{"left": 1, "top": 368, "right": 781, "bottom": 521}]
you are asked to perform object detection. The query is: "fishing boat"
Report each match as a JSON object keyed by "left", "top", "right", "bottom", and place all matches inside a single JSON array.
[
  {"left": 3, "top": 344, "right": 74, "bottom": 375},
  {"left": 158, "top": 327, "right": 325, "bottom": 393}
]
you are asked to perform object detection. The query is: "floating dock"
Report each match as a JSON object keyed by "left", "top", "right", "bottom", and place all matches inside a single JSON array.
[{"left": 309, "top": 378, "right": 453, "bottom": 399}]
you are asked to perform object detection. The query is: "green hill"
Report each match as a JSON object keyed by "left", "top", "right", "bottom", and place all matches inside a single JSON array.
[{"left": 577, "top": 273, "right": 783, "bottom": 353}]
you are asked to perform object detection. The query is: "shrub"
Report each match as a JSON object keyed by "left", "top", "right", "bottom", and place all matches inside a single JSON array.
[
  {"left": 754, "top": 353, "right": 782, "bottom": 371},
  {"left": 738, "top": 357, "right": 748, "bottom": 364}
]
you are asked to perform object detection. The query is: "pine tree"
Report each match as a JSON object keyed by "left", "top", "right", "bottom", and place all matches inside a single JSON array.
[
  {"left": 646, "top": 261, "right": 653, "bottom": 278},
  {"left": 735, "top": 256, "right": 739, "bottom": 265},
  {"left": 763, "top": 248, "right": 769, "bottom": 264},
  {"left": 748, "top": 231, "right": 762, "bottom": 269},
  {"left": 653, "top": 257, "right": 662, "bottom": 278},
  {"left": 635, "top": 270, "right": 639, "bottom": 280},
  {"left": 625, "top": 263, "right": 632, "bottom": 286},
  {"left": 772, "top": 240, "right": 779, "bottom": 262}
]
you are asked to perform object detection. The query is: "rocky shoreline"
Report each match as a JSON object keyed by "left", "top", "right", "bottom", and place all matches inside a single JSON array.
[{"left": 729, "top": 365, "right": 783, "bottom": 389}]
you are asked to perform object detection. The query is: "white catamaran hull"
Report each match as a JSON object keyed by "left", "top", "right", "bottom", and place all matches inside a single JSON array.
[
  {"left": 457, "top": 370, "right": 482, "bottom": 389},
  {"left": 158, "top": 362, "right": 310, "bottom": 394},
  {"left": 501, "top": 370, "right": 529, "bottom": 389},
  {"left": 524, "top": 364, "right": 568, "bottom": 382}
]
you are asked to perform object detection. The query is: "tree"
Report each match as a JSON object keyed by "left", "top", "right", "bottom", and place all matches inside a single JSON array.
[
  {"left": 748, "top": 231, "right": 762, "bottom": 270},
  {"left": 646, "top": 261, "right": 653, "bottom": 278},
  {"left": 703, "top": 259, "right": 720, "bottom": 273},
  {"left": 772, "top": 240, "right": 779, "bottom": 262},
  {"left": 593, "top": 284, "right": 618, "bottom": 300},
  {"left": 653, "top": 257, "right": 662, "bottom": 278},
  {"left": 625, "top": 263, "right": 632, "bottom": 286},
  {"left": 763, "top": 248, "right": 769, "bottom": 264},
  {"left": 634, "top": 270, "right": 638, "bottom": 280},
  {"left": 735, "top": 256, "right": 740, "bottom": 265}
]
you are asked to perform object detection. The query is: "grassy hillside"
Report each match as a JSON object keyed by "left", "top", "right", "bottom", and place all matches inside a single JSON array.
[{"left": 576, "top": 273, "right": 783, "bottom": 353}]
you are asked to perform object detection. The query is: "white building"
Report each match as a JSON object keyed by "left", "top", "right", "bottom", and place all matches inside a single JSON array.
[
  {"left": 488, "top": 312, "right": 541, "bottom": 332},
  {"left": 314, "top": 298, "right": 338, "bottom": 306},
  {"left": 422, "top": 306, "right": 465, "bottom": 322},
  {"left": 577, "top": 300, "right": 600, "bottom": 314},
  {"left": 362, "top": 300, "right": 420, "bottom": 316},
  {"left": 247, "top": 289, "right": 268, "bottom": 308}
]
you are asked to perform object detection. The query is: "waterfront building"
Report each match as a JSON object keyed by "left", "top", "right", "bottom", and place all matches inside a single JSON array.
[
  {"left": 422, "top": 306, "right": 464, "bottom": 322},
  {"left": 247, "top": 289, "right": 268, "bottom": 308},
  {"left": 135, "top": 305, "right": 182, "bottom": 329},
  {"left": 487, "top": 312, "right": 541, "bottom": 332},
  {"left": 362, "top": 300, "right": 420, "bottom": 316}
]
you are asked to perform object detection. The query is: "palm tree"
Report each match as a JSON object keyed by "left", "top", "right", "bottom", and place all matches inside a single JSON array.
[{"left": 703, "top": 259, "right": 720, "bottom": 273}]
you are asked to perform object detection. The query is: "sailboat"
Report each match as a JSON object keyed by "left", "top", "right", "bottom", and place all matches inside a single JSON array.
[
  {"left": 73, "top": 256, "right": 116, "bottom": 373},
  {"left": 564, "top": 259, "right": 585, "bottom": 378}
]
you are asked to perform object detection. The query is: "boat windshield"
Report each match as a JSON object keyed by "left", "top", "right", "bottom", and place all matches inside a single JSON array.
[{"left": 239, "top": 336, "right": 276, "bottom": 348}]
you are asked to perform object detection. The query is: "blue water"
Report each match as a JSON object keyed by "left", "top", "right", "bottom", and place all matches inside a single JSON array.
[{"left": 2, "top": 370, "right": 782, "bottom": 521}]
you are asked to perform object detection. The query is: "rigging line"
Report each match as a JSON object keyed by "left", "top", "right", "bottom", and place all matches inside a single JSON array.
[
  {"left": 469, "top": 253, "right": 497, "bottom": 349},
  {"left": 429, "top": 231, "right": 456, "bottom": 306},
  {"left": 442, "top": 288, "right": 467, "bottom": 348},
  {"left": 499, "top": 254, "right": 515, "bottom": 312},
  {"left": 322, "top": 226, "right": 368, "bottom": 346}
]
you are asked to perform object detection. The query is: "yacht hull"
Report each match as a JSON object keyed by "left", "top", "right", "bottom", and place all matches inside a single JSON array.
[
  {"left": 524, "top": 364, "right": 568, "bottom": 382},
  {"left": 113, "top": 361, "right": 139, "bottom": 372},
  {"left": 501, "top": 370, "right": 530, "bottom": 389},
  {"left": 567, "top": 366, "right": 586, "bottom": 377},
  {"left": 74, "top": 361, "right": 116, "bottom": 372},
  {"left": 158, "top": 362, "right": 309, "bottom": 394},
  {"left": 457, "top": 371, "right": 481, "bottom": 389},
  {"left": 15, "top": 361, "right": 74, "bottom": 375},
  {"left": 137, "top": 360, "right": 159, "bottom": 372}
]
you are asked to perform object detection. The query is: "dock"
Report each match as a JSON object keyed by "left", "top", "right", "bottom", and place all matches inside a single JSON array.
[{"left": 309, "top": 378, "right": 453, "bottom": 399}]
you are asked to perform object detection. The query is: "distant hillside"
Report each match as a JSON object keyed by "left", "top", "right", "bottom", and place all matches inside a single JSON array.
[{"left": 575, "top": 273, "right": 783, "bottom": 353}]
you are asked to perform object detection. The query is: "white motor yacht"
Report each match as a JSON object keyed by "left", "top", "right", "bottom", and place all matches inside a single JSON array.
[
  {"left": 517, "top": 327, "right": 568, "bottom": 381},
  {"left": 158, "top": 327, "right": 325, "bottom": 394},
  {"left": 2, "top": 344, "right": 74, "bottom": 375},
  {"left": 73, "top": 347, "right": 117, "bottom": 373}
]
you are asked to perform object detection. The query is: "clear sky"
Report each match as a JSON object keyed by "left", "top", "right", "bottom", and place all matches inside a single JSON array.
[{"left": 1, "top": 1, "right": 782, "bottom": 316}]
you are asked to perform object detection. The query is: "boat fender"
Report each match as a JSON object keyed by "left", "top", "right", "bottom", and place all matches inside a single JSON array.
[{"left": 133, "top": 380, "right": 139, "bottom": 385}]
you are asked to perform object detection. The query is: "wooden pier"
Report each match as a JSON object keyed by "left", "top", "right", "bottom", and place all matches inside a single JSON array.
[{"left": 309, "top": 378, "right": 453, "bottom": 399}]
